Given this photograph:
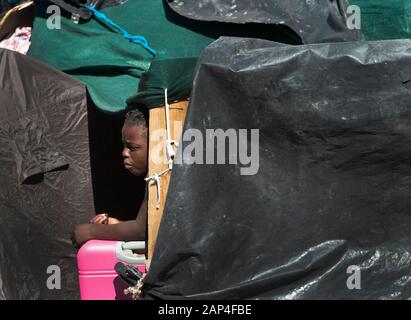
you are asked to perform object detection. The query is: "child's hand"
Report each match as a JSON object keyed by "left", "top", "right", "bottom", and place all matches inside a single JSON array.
[
  {"left": 107, "top": 217, "right": 121, "bottom": 224},
  {"left": 90, "top": 213, "right": 108, "bottom": 224},
  {"left": 90, "top": 213, "right": 121, "bottom": 225}
]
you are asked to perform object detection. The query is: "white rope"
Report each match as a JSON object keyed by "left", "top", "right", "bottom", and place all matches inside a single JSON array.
[
  {"left": 124, "top": 274, "right": 146, "bottom": 300},
  {"left": 145, "top": 89, "right": 177, "bottom": 210},
  {"left": 165, "top": 88, "right": 178, "bottom": 170},
  {"left": 145, "top": 168, "right": 170, "bottom": 210}
]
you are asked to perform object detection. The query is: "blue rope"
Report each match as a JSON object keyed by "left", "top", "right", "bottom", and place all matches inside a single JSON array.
[{"left": 85, "top": 6, "right": 156, "bottom": 56}]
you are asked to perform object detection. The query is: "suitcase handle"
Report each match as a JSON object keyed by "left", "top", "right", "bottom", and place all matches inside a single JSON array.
[{"left": 115, "top": 241, "right": 146, "bottom": 264}]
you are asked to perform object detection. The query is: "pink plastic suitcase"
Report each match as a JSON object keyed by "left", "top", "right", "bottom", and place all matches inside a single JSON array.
[{"left": 77, "top": 240, "right": 146, "bottom": 300}]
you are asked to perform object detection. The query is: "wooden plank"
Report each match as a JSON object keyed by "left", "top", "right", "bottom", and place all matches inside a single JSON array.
[{"left": 147, "top": 100, "right": 189, "bottom": 261}]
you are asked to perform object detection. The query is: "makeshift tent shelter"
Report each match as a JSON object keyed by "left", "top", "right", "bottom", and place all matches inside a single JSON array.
[
  {"left": 25, "top": 0, "right": 362, "bottom": 268},
  {"left": 143, "top": 37, "right": 411, "bottom": 299},
  {"left": 5, "top": 0, "right": 410, "bottom": 300},
  {"left": 0, "top": 48, "right": 146, "bottom": 299}
]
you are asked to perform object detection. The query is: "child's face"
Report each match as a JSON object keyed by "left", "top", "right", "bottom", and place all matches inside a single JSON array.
[{"left": 121, "top": 122, "right": 148, "bottom": 177}]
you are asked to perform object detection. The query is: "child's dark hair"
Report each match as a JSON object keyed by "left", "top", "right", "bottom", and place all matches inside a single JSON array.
[{"left": 124, "top": 108, "right": 148, "bottom": 131}]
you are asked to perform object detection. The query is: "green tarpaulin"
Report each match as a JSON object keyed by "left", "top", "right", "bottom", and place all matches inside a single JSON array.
[
  {"left": 349, "top": 0, "right": 411, "bottom": 40},
  {"left": 28, "top": 0, "right": 217, "bottom": 112}
]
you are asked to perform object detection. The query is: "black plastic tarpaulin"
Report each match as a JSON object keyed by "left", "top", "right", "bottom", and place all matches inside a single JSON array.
[
  {"left": 144, "top": 37, "right": 411, "bottom": 299},
  {"left": 0, "top": 48, "right": 146, "bottom": 299},
  {"left": 167, "top": 0, "right": 363, "bottom": 44},
  {"left": 0, "top": 48, "right": 94, "bottom": 299}
]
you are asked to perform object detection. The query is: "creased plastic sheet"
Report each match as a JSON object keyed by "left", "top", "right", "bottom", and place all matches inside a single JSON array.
[
  {"left": 144, "top": 37, "right": 411, "bottom": 299},
  {"left": 0, "top": 49, "right": 94, "bottom": 299},
  {"left": 167, "top": 0, "right": 362, "bottom": 44}
]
